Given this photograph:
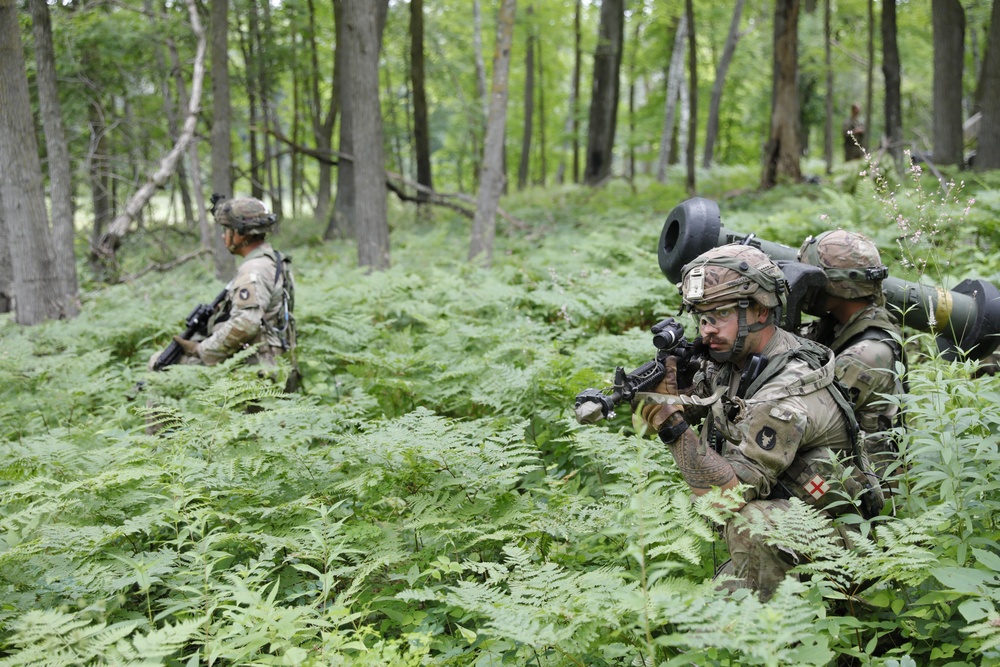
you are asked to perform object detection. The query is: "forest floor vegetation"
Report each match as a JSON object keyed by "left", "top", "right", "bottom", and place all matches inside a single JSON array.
[{"left": 2, "top": 161, "right": 1000, "bottom": 665}]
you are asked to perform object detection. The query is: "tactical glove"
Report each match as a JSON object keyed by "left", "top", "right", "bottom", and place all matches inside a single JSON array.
[
  {"left": 173, "top": 335, "right": 201, "bottom": 357},
  {"left": 633, "top": 356, "right": 683, "bottom": 435}
]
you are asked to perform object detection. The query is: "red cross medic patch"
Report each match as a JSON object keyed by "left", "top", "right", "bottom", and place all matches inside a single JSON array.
[{"left": 805, "top": 475, "right": 830, "bottom": 499}]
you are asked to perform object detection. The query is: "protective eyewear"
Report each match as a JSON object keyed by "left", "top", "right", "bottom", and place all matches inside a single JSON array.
[{"left": 693, "top": 303, "right": 739, "bottom": 329}]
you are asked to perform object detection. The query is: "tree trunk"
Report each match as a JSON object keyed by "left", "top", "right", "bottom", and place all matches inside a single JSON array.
[
  {"left": 976, "top": 0, "right": 1000, "bottom": 170},
  {"left": 572, "top": 0, "right": 582, "bottom": 183},
  {"left": 259, "top": 0, "right": 283, "bottom": 218},
  {"left": 703, "top": 0, "right": 745, "bottom": 169},
  {"left": 411, "top": 0, "right": 433, "bottom": 202},
  {"left": 536, "top": 36, "right": 546, "bottom": 185},
  {"left": 0, "top": 0, "right": 63, "bottom": 323},
  {"left": 209, "top": 0, "right": 235, "bottom": 279},
  {"left": 865, "top": 0, "right": 874, "bottom": 150},
  {"left": 0, "top": 198, "right": 13, "bottom": 313},
  {"left": 583, "top": 0, "right": 624, "bottom": 185},
  {"left": 341, "top": 0, "right": 390, "bottom": 270},
  {"left": 473, "top": 0, "right": 488, "bottom": 118},
  {"left": 932, "top": 0, "right": 965, "bottom": 166},
  {"left": 823, "top": 0, "right": 833, "bottom": 173},
  {"left": 657, "top": 14, "right": 686, "bottom": 182},
  {"left": 333, "top": 0, "right": 356, "bottom": 239},
  {"left": 627, "top": 15, "right": 641, "bottom": 178},
  {"left": 469, "top": 0, "right": 516, "bottom": 265},
  {"left": 240, "top": 8, "right": 263, "bottom": 200},
  {"left": 307, "top": 0, "right": 337, "bottom": 229},
  {"left": 518, "top": 5, "right": 535, "bottom": 190},
  {"left": 93, "top": 0, "right": 207, "bottom": 267},
  {"left": 29, "top": 0, "right": 79, "bottom": 315},
  {"left": 685, "top": 0, "right": 696, "bottom": 195},
  {"left": 556, "top": 5, "right": 580, "bottom": 186},
  {"left": 882, "top": 0, "right": 903, "bottom": 167},
  {"left": 760, "top": 0, "right": 802, "bottom": 189},
  {"left": 88, "top": 102, "right": 113, "bottom": 255}
]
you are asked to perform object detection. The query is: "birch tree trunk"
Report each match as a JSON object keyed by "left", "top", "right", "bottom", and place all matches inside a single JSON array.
[
  {"left": 702, "top": 0, "right": 746, "bottom": 169},
  {"left": 93, "top": 0, "right": 207, "bottom": 270},
  {"left": 0, "top": 0, "right": 63, "bottom": 323},
  {"left": 29, "top": 0, "right": 79, "bottom": 315},
  {"left": 469, "top": 0, "right": 516, "bottom": 265},
  {"left": 657, "top": 14, "right": 687, "bottom": 182}
]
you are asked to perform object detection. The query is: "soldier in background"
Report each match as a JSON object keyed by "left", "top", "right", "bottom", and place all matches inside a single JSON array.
[
  {"left": 149, "top": 196, "right": 298, "bottom": 389},
  {"left": 843, "top": 103, "right": 865, "bottom": 162},
  {"left": 633, "top": 244, "right": 883, "bottom": 601},
  {"left": 798, "top": 230, "right": 904, "bottom": 491}
]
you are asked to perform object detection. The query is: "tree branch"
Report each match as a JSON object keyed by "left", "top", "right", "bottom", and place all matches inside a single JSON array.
[
  {"left": 260, "top": 125, "right": 526, "bottom": 229},
  {"left": 92, "top": 0, "right": 207, "bottom": 268},
  {"left": 120, "top": 247, "right": 212, "bottom": 283}
]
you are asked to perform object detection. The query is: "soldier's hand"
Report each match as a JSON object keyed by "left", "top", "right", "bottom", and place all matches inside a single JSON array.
[
  {"left": 660, "top": 356, "right": 680, "bottom": 396},
  {"left": 173, "top": 336, "right": 201, "bottom": 357},
  {"left": 633, "top": 361, "right": 681, "bottom": 436},
  {"left": 147, "top": 351, "right": 162, "bottom": 372}
]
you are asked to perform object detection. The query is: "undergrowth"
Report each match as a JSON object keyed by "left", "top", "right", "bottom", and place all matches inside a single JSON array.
[{"left": 1, "top": 173, "right": 1000, "bottom": 665}]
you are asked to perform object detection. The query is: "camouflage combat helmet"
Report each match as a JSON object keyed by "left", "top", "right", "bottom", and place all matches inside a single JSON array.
[
  {"left": 797, "top": 230, "right": 888, "bottom": 300},
  {"left": 680, "top": 244, "right": 787, "bottom": 310},
  {"left": 680, "top": 245, "right": 787, "bottom": 362},
  {"left": 214, "top": 197, "right": 277, "bottom": 236}
]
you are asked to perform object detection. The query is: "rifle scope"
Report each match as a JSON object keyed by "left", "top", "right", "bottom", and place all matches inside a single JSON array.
[{"left": 657, "top": 197, "right": 1000, "bottom": 361}]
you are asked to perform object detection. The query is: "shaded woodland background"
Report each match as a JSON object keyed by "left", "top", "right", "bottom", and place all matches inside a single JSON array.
[
  {"left": 5, "top": 2, "right": 1000, "bottom": 665},
  {"left": 2, "top": 0, "right": 1000, "bottom": 325}
]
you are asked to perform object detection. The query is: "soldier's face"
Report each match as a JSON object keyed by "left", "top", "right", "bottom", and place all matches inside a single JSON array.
[
  {"left": 695, "top": 302, "right": 740, "bottom": 354},
  {"left": 695, "top": 302, "right": 768, "bottom": 360}
]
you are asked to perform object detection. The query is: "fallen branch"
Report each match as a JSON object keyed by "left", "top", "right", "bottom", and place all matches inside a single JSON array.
[
  {"left": 261, "top": 125, "right": 526, "bottom": 230},
  {"left": 120, "top": 247, "right": 212, "bottom": 283}
]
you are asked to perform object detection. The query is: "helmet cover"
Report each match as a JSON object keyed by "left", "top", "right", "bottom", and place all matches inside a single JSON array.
[
  {"left": 680, "top": 244, "right": 786, "bottom": 310},
  {"left": 797, "top": 230, "right": 887, "bottom": 299},
  {"left": 215, "top": 197, "right": 277, "bottom": 235}
]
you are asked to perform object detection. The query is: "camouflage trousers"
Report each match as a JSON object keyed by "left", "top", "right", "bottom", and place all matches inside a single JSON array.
[{"left": 716, "top": 499, "right": 856, "bottom": 601}]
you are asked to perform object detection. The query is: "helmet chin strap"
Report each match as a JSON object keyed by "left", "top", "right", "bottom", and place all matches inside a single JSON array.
[
  {"left": 225, "top": 229, "right": 263, "bottom": 254},
  {"left": 708, "top": 300, "right": 770, "bottom": 363}
]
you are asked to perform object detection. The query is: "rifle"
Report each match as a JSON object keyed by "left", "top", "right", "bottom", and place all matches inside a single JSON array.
[
  {"left": 574, "top": 318, "right": 706, "bottom": 424},
  {"left": 151, "top": 288, "right": 228, "bottom": 371}
]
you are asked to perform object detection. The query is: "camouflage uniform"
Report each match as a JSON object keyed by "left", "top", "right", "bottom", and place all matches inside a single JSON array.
[
  {"left": 150, "top": 197, "right": 296, "bottom": 372},
  {"left": 640, "top": 245, "right": 883, "bottom": 599},
  {"left": 197, "top": 242, "right": 295, "bottom": 366},
  {"left": 687, "top": 327, "right": 878, "bottom": 598},
  {"left": 798, "top": 231, "right": 904, "bottom": 485}
]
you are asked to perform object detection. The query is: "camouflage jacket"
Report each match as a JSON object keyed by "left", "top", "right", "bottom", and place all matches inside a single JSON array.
[
  {"left": 688, "top": 328, "right": 881, "bottom": 516},
  {"left": 197, "top": 243, "right": 295, "bottom": 365},
  {"left": 822, "top": 304, "right": 903, "bottom": 435}
]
